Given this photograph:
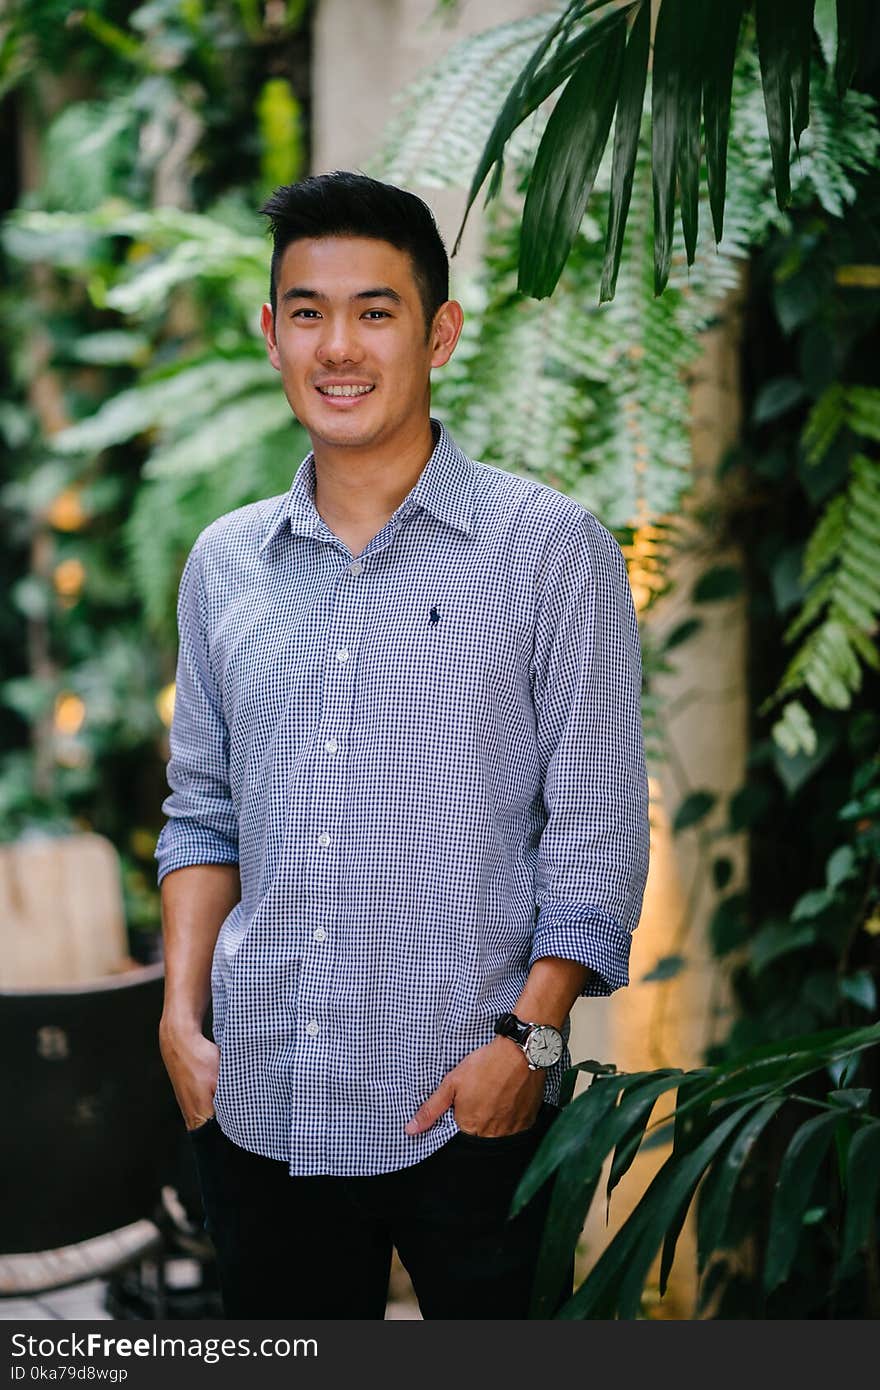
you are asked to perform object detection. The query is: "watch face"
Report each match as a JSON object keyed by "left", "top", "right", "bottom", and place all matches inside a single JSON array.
[{"left": 525, "top": 1025, "right": 564, "bottom": 1068}]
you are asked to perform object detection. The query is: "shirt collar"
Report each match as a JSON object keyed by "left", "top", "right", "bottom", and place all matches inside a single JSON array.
[{"left": 259, "top": 418, "right": 475, "bottom": 554}]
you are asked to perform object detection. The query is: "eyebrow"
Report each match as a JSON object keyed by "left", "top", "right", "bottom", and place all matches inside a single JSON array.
[{"left": 281, "top": 286, "right": 403, "bottom": 305}]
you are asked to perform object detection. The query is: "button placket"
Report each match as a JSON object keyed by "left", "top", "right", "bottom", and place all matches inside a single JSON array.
[{"left": 296, "top": 554, "right": 370, "bottom": 1153}]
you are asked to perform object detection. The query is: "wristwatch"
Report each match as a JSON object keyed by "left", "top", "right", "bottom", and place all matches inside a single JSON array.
[{"left": 494, "top": 1011, "right": 564, "bottom": 1070}]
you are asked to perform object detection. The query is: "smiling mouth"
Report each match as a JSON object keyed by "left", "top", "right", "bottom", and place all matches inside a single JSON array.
[{"left": 316, "top": 384, "right": 375, "bottom": 398}]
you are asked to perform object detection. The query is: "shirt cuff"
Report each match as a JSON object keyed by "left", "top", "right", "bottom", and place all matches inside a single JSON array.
[
  {"left": 155, "top": 818, "right": 239, "bottom": 885},
  {"left": 528, "top": 903, "right": 633, "bottom": 996}
]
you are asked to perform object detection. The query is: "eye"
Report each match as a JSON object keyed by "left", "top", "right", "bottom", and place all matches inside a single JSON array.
[
  {"left": 291, "top": 308, "right": 321, "bottom": 319},
  {"left": 362, "top": 309, "right": 391, "bottom": 320}
]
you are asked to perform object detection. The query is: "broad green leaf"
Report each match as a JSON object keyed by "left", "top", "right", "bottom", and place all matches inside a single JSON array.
[
  {"left": 562, "top": 1100, "right": 759, "bottom": 1319},
  {"left": 752, "top": 376, "right": 807, "bottom": 424},
  {"left": 659, "top": 1094, "right": 711, "bottom": 1296},
  {"left": 571, "top": 1058, "right": 618, "bottom": 1077},
  {"left": 512, "top": 1071, "right": 642, "bottom": 1213},
  {"left": 661, "top": 617, "right": 702, "bottom": 652},
  {"left": 672, "top": 789, "right": 716, "bottom": 833},
  {"left": 709, "top": 893, "right": 750, "bottom": 956},
  {"left": 524, "top": 1077, "right": 675, "bottom": 1316},
  {"left": 667, "top": 1024, "right": 880, "bottom": 1126},
  {"left": 814, "top": 0, "right": 838, "bottom": 67},
  {"left": 728, "top": 782, "right": 774, "bottom": 832},
  {"left": 651, "top": 0, "right": 684, "bottom": 295},
  {"left": 749, "top": 923, "right": 816, "bottom": 975},
  {"left": 600, "top": 0, "right": 649, "bottom": 302},
  {"left": 703, "top": 0, "right": 745, "bottom": 242},
  {"left": 519, "top": 16, "right": 626, "bottom": 298},
  {"left": 764, "top": 1110, "right": 843, "bottom": 1292},
  {"left": 528, "top": 1136, "right": 606, "bottom": 1317},
  {"left": 555, "top": 1190, "right": 648, "bottom": 1319},
  {"left": 557, "top": 1066, "right": 578, "bottom": 1109},
  {"left": 826, "top": 1087, "right": 871, "bottom": 1110},
  {"left": 522, "top": 1073, "right": 687, "bottom": 1313},
  {"left": 697, "top": 1097, "right": 785, "bottom": 1269},
  {"left": 605, "top": 1071, "right": 688, "bottom": 1207},
  {"left": 756, "top": 0, "right": 793, "bottom": 209},
  {"left": 825, "top": 844, "right": 856, "bottom": 890},
  {"left": 514, "top": 1067, "right": 683, "bottom": 1219},
  {"left": 840, "top": 971, "right": 877, "bottom": 1012},
  {"left": 792, "top": 887, "right": 832, "bottom": 920},
  {"left": 703, "top": 1021, "right": 880, "bottom": 1075},
  {"left": 641, "top": 954, "right": 686, "bottom": 983},
  {"left": 676, "top": 0, "right": 707, "bottom": 266},
  {"left": 453, "top": 0, "right": 630, "bottom": 255},
  {"left": 692, "top": 565, "right": 743, "bottom": 602},
  {"left": 789, "top": 0, "right": 815, "bottom": 147},
  {"left": 839, "top": 1121, "right": 880, "bottom": 1273},
  {"left": 828, "top": 1056, "right": 866, "bottom": 1089},
  {"left": 835, "top": 0, "right": 871, "bottom": 97}
]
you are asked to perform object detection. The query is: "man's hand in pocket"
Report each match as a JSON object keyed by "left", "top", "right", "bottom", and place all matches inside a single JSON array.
[{"left": 159, "top": 1021, "right": 219, "bottom": 1131}]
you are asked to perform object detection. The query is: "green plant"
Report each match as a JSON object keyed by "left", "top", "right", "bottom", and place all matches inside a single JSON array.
[
  {"left": 765, "top": 389, "right": 880, "bottom": 754},
  {"left": 451, "top": 0, "right": 875, "bottom": 298},
  {"left": 511, "top": 738, "right": 880, "bottom": 1318},
  {"left": 522, "top": 1019, "right": 880, "bottom": 1318},
  {"left": 0, "top": 0, "right": 310, "bottom": 934}
]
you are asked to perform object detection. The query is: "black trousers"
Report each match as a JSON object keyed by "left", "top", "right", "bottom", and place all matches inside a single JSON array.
[{"left": 189, "top": 1101, "right": 573, "bottom": 1319}]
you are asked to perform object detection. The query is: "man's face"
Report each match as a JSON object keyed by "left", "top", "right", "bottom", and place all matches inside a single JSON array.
[{"left": 260, "top": 235, "right": 462, "bottom": 454}]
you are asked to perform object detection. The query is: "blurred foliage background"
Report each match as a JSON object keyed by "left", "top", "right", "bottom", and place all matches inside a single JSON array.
[
  {"left": 1, "top": 0, "right": 879, "bottom": 1316},
  {"left": 1, "top": 0, "right": 313, "bottom": 940}
]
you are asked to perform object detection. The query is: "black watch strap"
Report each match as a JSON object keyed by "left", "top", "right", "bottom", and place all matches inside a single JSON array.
[{"left": 494, "top": 1011, "right": 531, "bottom": 1046}]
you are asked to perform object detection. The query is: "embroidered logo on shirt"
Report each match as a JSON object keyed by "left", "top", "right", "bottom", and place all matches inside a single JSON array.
[{"left": 428, "top": 607, "right": 441, "bottom": 627}]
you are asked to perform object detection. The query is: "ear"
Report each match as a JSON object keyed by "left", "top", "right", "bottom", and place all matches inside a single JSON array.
[
  {"left": 260, "top": 302, "right": 281, "bottom": 371},
  {"left": 429, "top": 300, "right": 464, "bottom": 370}
]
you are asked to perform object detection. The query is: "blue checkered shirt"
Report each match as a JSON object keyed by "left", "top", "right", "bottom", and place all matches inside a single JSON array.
[{"left": 156, "top": 420, "right": 649, "bottom": 1176}]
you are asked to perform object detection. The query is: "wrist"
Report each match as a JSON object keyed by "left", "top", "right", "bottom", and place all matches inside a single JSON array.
[
  {"left": 160, "top": 1008, "right": 206, "bottom": 1041},
  {"left": 491, "top": 1033, "right": 531, "bottom": 1070}
]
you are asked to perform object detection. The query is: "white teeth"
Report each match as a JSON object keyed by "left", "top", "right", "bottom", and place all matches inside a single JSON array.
[{"left": 319, "top": 384, "right": 373, "bottom": 397}]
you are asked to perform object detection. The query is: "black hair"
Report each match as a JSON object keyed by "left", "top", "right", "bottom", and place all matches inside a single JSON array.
[{"left": 260, "top": 171, "right": 449, "bottom": 340}]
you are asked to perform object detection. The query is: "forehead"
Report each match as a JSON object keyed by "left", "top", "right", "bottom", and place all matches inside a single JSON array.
[{"left": 276, "top": 236, "right": 419, "bottom": 300}]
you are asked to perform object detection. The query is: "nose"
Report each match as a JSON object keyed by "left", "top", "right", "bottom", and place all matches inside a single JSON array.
[{"left": 317, "top": 314, "right": 363, "bottom": 366}]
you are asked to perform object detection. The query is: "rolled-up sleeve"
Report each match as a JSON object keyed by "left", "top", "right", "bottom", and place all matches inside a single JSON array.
[
  {"left": 529, "top": 511, "right": 650, "bottom": 996},
  {"left": 154, "top": 537, "right": 239, "bottom": 884}
]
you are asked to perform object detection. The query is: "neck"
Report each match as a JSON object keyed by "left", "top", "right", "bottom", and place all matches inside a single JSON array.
[{"left": 311, "top": 416, "right": 437, "bottom": 527}]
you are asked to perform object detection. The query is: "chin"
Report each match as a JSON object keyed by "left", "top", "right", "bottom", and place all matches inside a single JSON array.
[{"left": 306, "top": 412, "right": 388, "bottom": 450}]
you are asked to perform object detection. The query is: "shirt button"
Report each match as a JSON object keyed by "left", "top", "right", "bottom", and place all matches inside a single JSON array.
[
  {"left": 349, "top": 560, "right": 363, "bottom": 576},
  {"left": 313, "top": 927, "right": 326, "bottom": 943},
  {"left": 324, "top": 739, "right": 338, "bottom": 754},
  {"left": 336, "top": 647, "right": 350, "bottom": 662},
  {"left": 306, "top": 1019, "right": 320, "bottom": 1037},
  {"left": 317, "top": 832, "right": 331, "bottom": 847}
]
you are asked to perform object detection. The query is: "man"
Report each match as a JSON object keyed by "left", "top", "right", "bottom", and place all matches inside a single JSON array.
[{"left": 157, "top": 171, "right": 649, "bottom": 1320}]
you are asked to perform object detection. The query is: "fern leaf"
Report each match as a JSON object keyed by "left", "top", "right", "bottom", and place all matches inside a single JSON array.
[
  {"left": 771, "top": 699, "right": 818, "bottom": 757},
  {"left": 847, "top": 387, "right": 880, "bottom": 443},
  {"left": 783, "top": 569, "right": 836, "bottom": 643},
  {"left": 802, "top": 383, "right": 847, "bottom": 465},
  {"left": 802, "top": 493, "right": 847, "bottom": 581}
]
